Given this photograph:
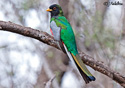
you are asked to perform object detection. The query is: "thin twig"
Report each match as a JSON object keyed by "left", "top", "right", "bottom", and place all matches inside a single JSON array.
[{"left": 44, "top": 75, "right": 56, "bottom": 88}]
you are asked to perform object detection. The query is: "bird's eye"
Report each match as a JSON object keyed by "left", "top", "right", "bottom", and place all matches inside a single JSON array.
[{"left": 53, "top": 7, "right": 56, "bottom": 10}]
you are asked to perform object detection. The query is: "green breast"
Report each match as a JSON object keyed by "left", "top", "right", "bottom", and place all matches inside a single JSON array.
[{"left": 51, "top": 16, "right": 78, "bottom": 55}]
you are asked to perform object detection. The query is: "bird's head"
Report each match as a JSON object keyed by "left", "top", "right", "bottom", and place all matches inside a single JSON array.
[{"left": 46, "top": 4, "right": 64, "bottom": 17}]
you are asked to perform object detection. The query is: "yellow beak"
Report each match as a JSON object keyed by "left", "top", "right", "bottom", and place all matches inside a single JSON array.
[{"left": 46, "top": 8, "right": 52, "bottom": 11}]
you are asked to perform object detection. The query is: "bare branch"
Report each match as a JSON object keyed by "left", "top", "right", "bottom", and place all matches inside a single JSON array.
[
  {"left": 0, "top": 21, "right": 125, "bottom": 87},
  {"left": 0, "top": 21, "right": 59, "bottom": 49},
  {"left": 44, "top": 75, "right": 56, "bottom": 88}
]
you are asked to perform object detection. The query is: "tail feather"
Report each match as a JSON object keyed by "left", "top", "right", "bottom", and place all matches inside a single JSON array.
[
  {"left": 71, "top": 53, "right": 95, "bottom": 83},
  {"left": 74, "top": 59, "right": 90, "bottom": 83},
  {"left": 63, "top": 44, "right": 95, "bottom": 83}
]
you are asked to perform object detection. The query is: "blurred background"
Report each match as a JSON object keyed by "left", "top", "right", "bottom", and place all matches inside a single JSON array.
[{"left": 0, "top": 0, "right": 124, "bottom": 88}]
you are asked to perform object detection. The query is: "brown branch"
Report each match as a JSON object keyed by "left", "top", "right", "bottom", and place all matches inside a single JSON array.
[
  {"left": 0, "top": 21, "right": 59, "bottom": 49},
  {"left": 0, "top": 21, "right": 125, "bottom": 87},
  {"left": 44, "top": 75, "right": 56, "bottom": 88}
]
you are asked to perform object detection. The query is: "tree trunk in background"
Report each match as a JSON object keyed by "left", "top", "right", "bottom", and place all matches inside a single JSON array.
[
  {"left": 95, "top": 0, "right": 109, "bottom": 31},
  {"left": 123, "top": 2, "right": 125, "bottom": 35},
  {"left": 123, "top": 15, "right": 125, "bottom": 35},
  {"left": 59, "top": 0, "right": 69, "bottom": 19},
  {"left": 95, "top": 0, "right": 108, "bottom": 18},
  {"left": 34, "top": 67, "right": 49, "bottom": 88}
]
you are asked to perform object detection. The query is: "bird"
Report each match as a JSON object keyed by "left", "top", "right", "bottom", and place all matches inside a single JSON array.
[{"left": 46, "top": 4, "right": 96, "bottom": 84}]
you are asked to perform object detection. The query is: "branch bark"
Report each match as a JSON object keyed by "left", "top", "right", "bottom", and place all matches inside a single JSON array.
[{"left": 0, "top": 21, "right": 125, "bottom": 87}]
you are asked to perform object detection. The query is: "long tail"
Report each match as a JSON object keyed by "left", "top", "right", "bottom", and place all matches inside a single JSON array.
[
  {"left": 63, "top": 44, "right": 96, "bottom": 84},
  {"left": 71, "top": 54, "right": 96, "bottom": 83}
]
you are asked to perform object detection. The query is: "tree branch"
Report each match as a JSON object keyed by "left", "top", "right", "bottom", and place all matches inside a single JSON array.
[
  {"left": 44, "top": 75, "right": 56, "bottom": 88},
  {"left": 0, "top": 21, "right": 125, "bottom": 87}
]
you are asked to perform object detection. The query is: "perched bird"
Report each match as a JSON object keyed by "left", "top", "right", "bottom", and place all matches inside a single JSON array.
[{"left": 46, "top": 4, "right": 96, "bottom": 84}]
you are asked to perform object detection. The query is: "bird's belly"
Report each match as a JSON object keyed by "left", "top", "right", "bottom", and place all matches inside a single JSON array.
[{"left": 50, "top": 21, "right": 60, "bottom": 41}]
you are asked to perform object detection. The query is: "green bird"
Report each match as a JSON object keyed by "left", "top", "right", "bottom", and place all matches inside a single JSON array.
[{"left": 46, "top": 4, "right": 95, "bottom": 83}]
